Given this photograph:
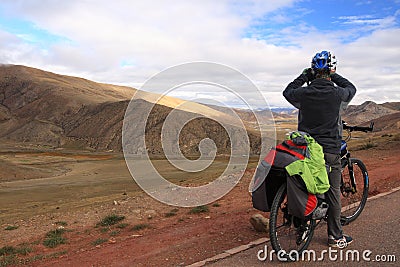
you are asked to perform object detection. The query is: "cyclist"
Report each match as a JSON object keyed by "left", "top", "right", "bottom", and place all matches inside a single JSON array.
[{"left": 283, "top": 51, "right": 356, "bottom": 247}]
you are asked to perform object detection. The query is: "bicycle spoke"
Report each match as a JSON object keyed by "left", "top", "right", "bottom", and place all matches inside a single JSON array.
[
  {"left": 341, "top": 159, "right": 368, "bottom": 222},
  {"left": 269, "top": 183, "right": 316, "bottom": 261}
]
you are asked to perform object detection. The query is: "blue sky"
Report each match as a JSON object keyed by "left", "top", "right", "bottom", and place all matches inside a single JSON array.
[
  {"left": 248, "top": 0, "right": 400, "bottom": 44},
  {"left": 0, "top": 15, "right": 69, "bottom": 47},
  {"left": 0, "top": 0, "right": 399, "bottom": 107}
]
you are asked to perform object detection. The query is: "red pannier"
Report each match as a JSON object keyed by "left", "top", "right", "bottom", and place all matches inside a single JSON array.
[{"left": 250, "top": 140, "right": 318, "bottom": 219}]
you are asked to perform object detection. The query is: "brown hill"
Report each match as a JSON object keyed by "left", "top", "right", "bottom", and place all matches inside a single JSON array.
[
  {"left": 342, "top": 101, "right": 398, "bottom": 124},
  {"left": 357, "top": 112, "right": 400, "bottom": 133},
  {"left": 0, "top": 64, "right": 134, "bottom": 149},
  {"left": 0, "top": 65, "right": 262, "bottom": 155},
  {"left": 381, "top": 102, "right": 400, "bottom": 111},
  {"left": 3, "top": 64, "right": 396, "bottom": 155}
]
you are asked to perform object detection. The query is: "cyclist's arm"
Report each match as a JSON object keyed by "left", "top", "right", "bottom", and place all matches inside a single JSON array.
[
  {"left": 283, "top": 74, "right": 307, "bottom": 109},
  {"left": 331, "top": 73, "right": 357, "bottom": 103}
]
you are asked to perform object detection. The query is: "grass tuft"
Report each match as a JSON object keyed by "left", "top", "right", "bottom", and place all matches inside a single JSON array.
[
  {"left": 16, "top": 245, "right": 32, "bottom": 256},
  {"left": 131, "top": 224, "right": 150, "bottom": 231},
  {"left": 97, "top": 214, "right": 125, "bottom": 227},
  {"left": 43, "top": 229, "right": 67, "bottom": 248},
  {"left": 189, "top": 205, "right": 209, "bottom": 214},
  {"left": 0, "top": 254, "right": 17, "bottom": 266},
  {"left": 165, "top": 212, "right": 176, "bottom": 217},
  {"left": 165, "top": 208, "right": 179, "bottom": 217},
  {"left": 54, "top": 221, "right": 68, "bottom": 226},
  {"left": 116, "top": 223, "right": 129, "bottom": 229},
  {"left": 110, "top": 230, "right": 120, "bottom": 236},
  {"left": 92, "top": 238, "right": 108, "bottom": 246},
  {"left": 359, "top": 140, "right": 377, "bottom": 150},
  {"left": 100, "top": 227, "right": 109, "bottom": 233},
  {"left": 0, "top": 246, "right": 16, "bottom": 256},
  {"left": 4, "top": 225, "right": 19, "bottom": 231}
]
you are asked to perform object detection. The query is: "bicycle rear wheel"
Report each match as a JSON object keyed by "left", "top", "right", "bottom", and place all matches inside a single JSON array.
[
  {"left": 269, "top": 183, "right": 315, "bottom": 261},
  {"left": 340, "top": 158, "right": 369, "bottom": 224}
]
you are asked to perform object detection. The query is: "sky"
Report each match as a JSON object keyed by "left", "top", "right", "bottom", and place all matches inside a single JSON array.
[{"left": 0, "top": 0, "right": 399, "bottom": 108}]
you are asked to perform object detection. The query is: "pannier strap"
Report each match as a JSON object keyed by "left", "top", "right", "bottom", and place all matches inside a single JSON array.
[{"left": 276, "top": 143, "right": 306, "bottom": 160}]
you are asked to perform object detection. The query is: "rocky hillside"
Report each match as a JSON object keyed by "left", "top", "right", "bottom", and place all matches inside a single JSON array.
[
  {"left": 381, "top": 102, "right": 400, "bottom": 111},
  {"left": 0, "top": 65, "right": 262, "bottom": 155},
  {"left": 342, "top": 101, "right": 399, "bottom": 123},
  {"left": 0, "top": 65, "right": 133, "bottom": 149},
  {"left": 2, "top": 65, "right": 397, "bottom": 155},
  {"left": 342, "top": 101, "right": 400, "bottom": 133}
]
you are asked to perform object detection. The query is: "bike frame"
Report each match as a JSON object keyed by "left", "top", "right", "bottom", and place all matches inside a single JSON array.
[
  {"left": 341, "top": 145, "right": 358, "bottom": 193},
  {"left": 340, "top": 121, "right": 373, "bottom": 194}
]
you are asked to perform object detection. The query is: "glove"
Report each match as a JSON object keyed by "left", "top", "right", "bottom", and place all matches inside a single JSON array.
[{"left": 302, "top": 68, "right": 315, "bottom": 83}]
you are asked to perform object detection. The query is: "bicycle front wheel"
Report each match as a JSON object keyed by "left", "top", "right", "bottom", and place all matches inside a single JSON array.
[
  {"left": 269, "top": 183, "right": 315, "bottom": 261},
  {"left": 341, "top": 158, "right": 369, "bottom": 223}
]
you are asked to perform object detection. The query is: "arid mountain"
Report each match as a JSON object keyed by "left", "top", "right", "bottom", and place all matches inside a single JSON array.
[
  {"left": 0, "top": 64, "right": 134, "bottom": 149},
  {"left": 342, "top": 101, "right": 399, "bottom": 124},
  {"left": 0, "top": 65, "right": 263, "bottom": 155},
  {"left": 342, "top": 101, "right": 400, "bottom": 132},
  {"left": 1, "top": 65, "right": 398, "bottom": 154},
  {"left": 356, "top": 112, "right": 400, "bottom": 132},
  {"left": 381, "top": 102, "right": 400, "bottom": 111}
]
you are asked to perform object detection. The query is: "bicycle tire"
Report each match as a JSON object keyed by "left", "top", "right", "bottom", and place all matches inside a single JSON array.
[
  {"left": 341, "top": 158, "right": 369, "bottom": 224},
  {"left": 269, "top": 183, "right": 315, "bottom": 261}
]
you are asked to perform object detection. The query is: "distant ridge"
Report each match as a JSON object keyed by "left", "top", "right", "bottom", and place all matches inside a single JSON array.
[
  {"left": 0, "top": 65, "right": 263, "bottom": 154},
  {"left": 343, "top": 101, "right": 399, "bottom": 124},
  {"left": 1, "top": 65, "right": 398, "bottom": 154}
]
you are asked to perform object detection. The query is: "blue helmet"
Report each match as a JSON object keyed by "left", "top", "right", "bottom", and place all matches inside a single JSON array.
[{"left": 311, "top": 51, "right": 336, "bottom": 71}]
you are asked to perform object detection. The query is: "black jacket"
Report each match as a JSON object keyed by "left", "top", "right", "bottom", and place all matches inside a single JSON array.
[{"left": 283, "top": 73, "right": 356, "bottom": 154}]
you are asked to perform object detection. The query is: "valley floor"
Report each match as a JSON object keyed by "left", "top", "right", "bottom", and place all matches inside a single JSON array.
[{"left": 0, "top": 138, "right": 399, "bottom": 266}]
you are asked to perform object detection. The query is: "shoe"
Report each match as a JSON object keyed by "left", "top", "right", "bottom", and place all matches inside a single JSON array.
[
  {"left": 328, "top": 234, "right": 353, "bottom": 248},
  {"left": 296, "top": 224, "right": 310, "bottom": 245}
]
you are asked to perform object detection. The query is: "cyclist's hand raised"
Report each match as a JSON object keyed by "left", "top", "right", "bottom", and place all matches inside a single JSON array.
[{"left": 302, "top": 68, "right": 315, "bottom": 83}]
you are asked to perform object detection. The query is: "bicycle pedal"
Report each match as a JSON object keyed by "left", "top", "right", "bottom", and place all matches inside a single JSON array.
[
  {"left": 296, "top": 226, "right": 309, "bottom": 245},
  {"left": 340, "top": 217, "right": 349, "bottom": 226}
]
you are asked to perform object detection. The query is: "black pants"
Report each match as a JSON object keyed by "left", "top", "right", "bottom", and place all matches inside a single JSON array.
[{"left": 324, "top": 153, "right": 343, "bottom": 239}]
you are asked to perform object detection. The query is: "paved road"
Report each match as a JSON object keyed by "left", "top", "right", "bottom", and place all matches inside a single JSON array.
[{"left": 205, "top": 189, "right": 400, "bottom": 266}]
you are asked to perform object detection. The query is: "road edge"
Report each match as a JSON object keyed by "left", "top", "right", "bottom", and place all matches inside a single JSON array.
[{"left": 187, "top": 185, "right": 400, "bottom": 267}]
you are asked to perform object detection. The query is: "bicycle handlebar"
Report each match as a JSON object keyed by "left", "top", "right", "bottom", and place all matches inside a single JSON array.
[{"left": 342, "top": 121, "right": 374, "bottom": 132}]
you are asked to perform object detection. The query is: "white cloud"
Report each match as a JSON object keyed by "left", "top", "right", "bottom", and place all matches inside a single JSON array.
[
  {"left": 337, "top": 14, "right": 397, "bottom": 32},
  {"left": 0, "top": 0, "right": 399, "bottom": 107}
]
